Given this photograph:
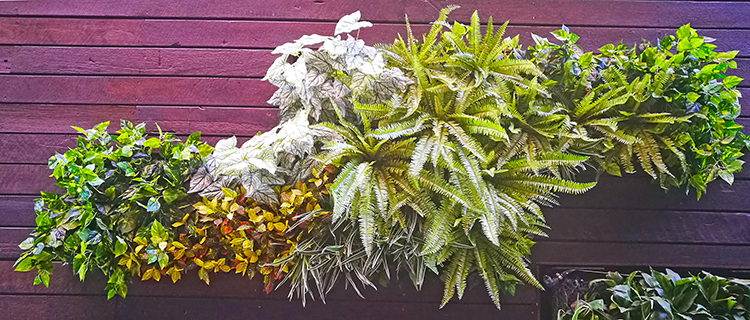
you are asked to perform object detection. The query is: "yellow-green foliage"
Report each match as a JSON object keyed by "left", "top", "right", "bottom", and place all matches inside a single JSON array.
[{"left": 117, "top": 168, "right": 333, "bottom": 293}]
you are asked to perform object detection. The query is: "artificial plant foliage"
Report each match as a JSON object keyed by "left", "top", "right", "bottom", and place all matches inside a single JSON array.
[
  {"left": 15, "top": 121, "right": 212, "bottom": 298},
  {"left": 559, "top": 269, "right": 750, "bottom": 320},
  {"left": 16, "top": 8, "right": 746, "bottom": 311},
  {"left": 526, "top": 24, "right": 747, "bottom": 197}
]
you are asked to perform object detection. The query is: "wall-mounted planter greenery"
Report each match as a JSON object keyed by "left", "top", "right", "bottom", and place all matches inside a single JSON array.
[{"left": 14, "top": 7, "right": 746, "bottom": 310}]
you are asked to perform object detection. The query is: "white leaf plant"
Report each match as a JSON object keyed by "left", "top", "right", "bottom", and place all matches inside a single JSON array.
[{"left": 189, "top": 12, "right": 396, "bottom": 204}]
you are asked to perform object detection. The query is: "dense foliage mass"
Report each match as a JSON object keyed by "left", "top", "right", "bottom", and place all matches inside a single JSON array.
[
  {"left": 559, "top": 269, "right": 750, "bottom": 320},
  {"left": 16, "top": 8, "right": 745, "bottom": 309}
]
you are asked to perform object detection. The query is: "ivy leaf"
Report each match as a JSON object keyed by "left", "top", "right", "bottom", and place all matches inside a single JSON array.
[
  {"left": 14, "top": 256, "right": 34, "bottom": 272},
  {"left": 150, "top": 220, "right": 168, "bottom": 248},
  {"left": 334, "top": 11, "right": 373, "bottom": 35},
  {"left": 723, "top": 76, "right": 743, "bottom": 89},
  {"left": 676, "top": 24, "right": 694, "bottom": 40},
  {"left": 157, "top": 252, "right": 169, "bottom": 269},
  {"left": 18, "top": 237, "right": 35, "bottom": 250},
  {"left": 146, "top": 197, "right": 161, "bottom": 212},
  {"left": 163, "top": 189, "right": 186, "bottom": 204},
  {"left": 114, "top": 237, "right": 128, "bottom": 257},
  {"left": 143, "top": 138, "right": 162, "bottom": 149},
  {"left": 686, "top": 92, "right": 700, "bottom": 103}
]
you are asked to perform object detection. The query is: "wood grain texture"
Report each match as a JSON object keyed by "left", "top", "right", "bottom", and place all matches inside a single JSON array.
[
  {"left": 557, "top": 175, "right": 750, "bottom": 212},
  {"left": 0, "top": 104, "right": 276, "bottom": 134},
  {"left": 116, "top": 296, "right": 536, "bottom": 320},
  {"left": 0, "top": 46, "right": 274, "bottom": 77},
  {"left": 0, "top": 75, "right": 275, "bottom": 106},
  {"left": 2, "top": 46, "right": 748, "bottom": 80},
  {"left": 0, "top": 295, "right": 116, "bottom": 320},
  {"left": 0, "top": 196, "right": 35, "bottom": 227},
  {"left": 2, "top": 18, "right": 749, "bottom": 56},
  {"left": 544, "top": 209, "right": 750, "bottom": 245},
  {"left": 0, "top": 77, "right": 746, "bottom": 108},
  {"left": 532, "top": 242, "right": 750, "bottom": 269},
  {"left": 0, "top": 104, "right": 135, "bottom": 133},
  {"left": 136, "top": 106, "right": 277, "bottom": 136},
  {"left": 1, "top": 0, "right": 749, "bottom": 29}
]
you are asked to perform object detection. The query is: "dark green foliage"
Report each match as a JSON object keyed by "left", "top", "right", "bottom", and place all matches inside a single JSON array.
[
  {"left": 560, "top": 269, "right": 750, "bottom": 320},
  {"left": 526, "top": 24, "right": 747, "bottom": 198},
  {"left": 14, "top": 121, "right": 212, "bottom": 299}
]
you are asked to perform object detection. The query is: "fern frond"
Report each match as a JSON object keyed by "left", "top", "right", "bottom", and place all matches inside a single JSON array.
[{"left": 422, "top": 201, "right": 457, "bottom": 255}]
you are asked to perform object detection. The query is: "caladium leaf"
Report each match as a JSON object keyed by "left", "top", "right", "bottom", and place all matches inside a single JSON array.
[{"left": 334, "top": 11, "right": 373, "bottom": 36}]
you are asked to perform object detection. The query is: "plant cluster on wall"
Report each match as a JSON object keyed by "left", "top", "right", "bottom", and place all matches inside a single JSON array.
[
  {"left": 15, "top": 7, "right": 745, "bottom": 309},
  {"left": 558, "top": 269, "right": 750, "bottom": 320}
]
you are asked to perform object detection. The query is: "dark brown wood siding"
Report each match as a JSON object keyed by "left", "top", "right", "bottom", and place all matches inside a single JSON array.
[{"left": 0, "top": 1, "right": 748, "bottom": 319}]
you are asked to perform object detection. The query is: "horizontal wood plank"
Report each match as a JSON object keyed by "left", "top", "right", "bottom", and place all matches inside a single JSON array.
[
  {"left": 533, "top": 241, "right": 750, "bottom": 269},
  {"left": 0, "top": 104, "right": 135, "bottom": 133},
  {"left": 0, "top": 77, "right": 746, "bottom": 108},
  {"left": 544, "top": 208, "right": 750, "bottom": 245},
  {"left": 1, "top": 0, "right": 749, "bottom": 29},
  {"left": 0, "top": 46, "right": 274, "bottom": 77},
  {"left": 1, "top": 18, "right": 748, "bottom": 56},
  {"left": 2, "top": 46, "right": 748, "bottom": 80},
  {"left": 0, "top": 196, "right": 35, "bottom": 226},
  {"left": 0, "top": 295, "right": 116, "bottom": 320},
  {"left": 557, "top": 175, "right": 750, "bottom": 212},
  {"left": 0, "top": 75, "right": 275, "bottom": 106},
  {"left": 0, "top": 104, "right": 277, "bottom": 135},
  {"left": 136, "top": 106, "right": 277, "bottom": 136},
  {"left": 115, "top": 296, "right": 536, "bottom": 320}
]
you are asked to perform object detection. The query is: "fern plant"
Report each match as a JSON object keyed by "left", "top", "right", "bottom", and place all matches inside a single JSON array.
[
  {"left": 527, "top": 24, "right": 747, "bottom": 197},
  {"left": 295, "top": 8, "right": 597, "bottom": 308}
]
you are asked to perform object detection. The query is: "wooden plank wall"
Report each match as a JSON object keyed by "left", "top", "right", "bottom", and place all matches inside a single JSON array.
[{"left": 0, "top": 1, "right": 748, "bottom": 319}]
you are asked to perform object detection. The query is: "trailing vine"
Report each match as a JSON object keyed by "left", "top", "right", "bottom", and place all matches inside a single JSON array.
[{"left": 15, "top": 8, "right": 745, "bottom": 310}]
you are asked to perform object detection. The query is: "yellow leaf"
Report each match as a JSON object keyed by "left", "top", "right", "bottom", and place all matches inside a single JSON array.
[
  {"left": 267, "top": 222, "right": 274, "bottom": 231},
  {"left": 142, "top": 269, "right": 153, "bottom": 281},
  {"left": 230, "top": 203, "right": 239, "bottom": 212},
  {"left": 203, "top": 261, "right": 216, "bottom": 270},
  {"left": 194, "top": 258, "right": 204, "bottom": 267},
  {"left": 274, "top": 222, "right": 287, "bottom": 232},
  {"left": 217, "top": 258, "right": 226, "bottom": 266},
  {"left": 249, "top": 255, "right": 259, "bottom": 263},
  {"left": 242, "top": 239, "right": 253, "bottom": 250},
  {"left": 262, "top": 211, "right": 274, "bottom": 222},
  {"left": 171, "top": 241, "right": 185, "bottom": 249},
  {"left": 236, "top": 262, "right": 247, "bottom": 275},
  {"left": 173, "top": 249, "right": 184, "bottom": 260},
  {"left": 220, "top": 265, "right": 231, "bottom": 273},
  {"left": 170, "top": 267, "right": 181, "bottom": 283},
  {"left": 153, "top": 270, "right": 161, "bottom": 282},
  {"left": 198, "top": 268, "right": 210, "bottom": 285},
  {"left": 172, "top": 221, "right": 184, "bottom": 227},
  {"left": 135, "top": 245, "right": 145, "bottom": 253}
]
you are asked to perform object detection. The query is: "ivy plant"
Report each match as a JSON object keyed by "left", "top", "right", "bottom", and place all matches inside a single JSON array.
[
  {"left": 527, "top": 24, "right": 746, "bottom": 197},
  {"left": 560, "top": 269, "right": 750, "bottom": 320},
  {"left": 15, "top": 121, "right": 212, "bottom": 299}
]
